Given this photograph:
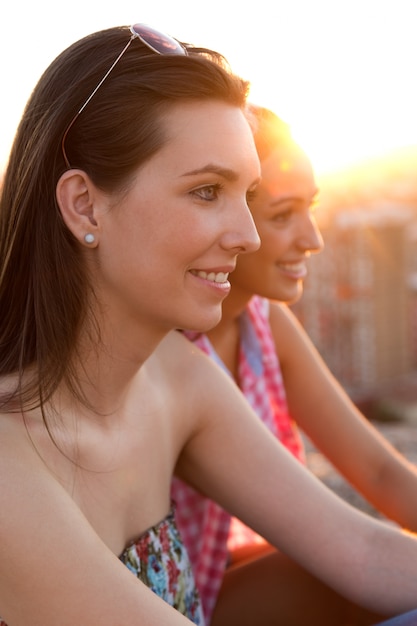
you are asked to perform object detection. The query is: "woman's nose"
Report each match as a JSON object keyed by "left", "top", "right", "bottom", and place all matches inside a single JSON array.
[
  {"left": 297, "top": 215, "right": 324, "bottom": 254},
  {"left": 222, "top": 203, "right": 260, "bottom": 254}
]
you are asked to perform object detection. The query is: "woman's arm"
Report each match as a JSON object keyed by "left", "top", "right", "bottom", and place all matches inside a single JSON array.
[
  {"left": 0, "top": 440, "right": 193, "bottom": 626},
  {"left": 175, "top": 356, "right": 417, "bottom": 615},
  {"left": 269, "top": 300, "right": 417, "bottom": 530}
]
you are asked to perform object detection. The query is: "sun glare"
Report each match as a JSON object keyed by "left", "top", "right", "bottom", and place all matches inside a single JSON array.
[
  {"left": 1, "top": 1, "right": 417, "bottom": 178},
  {"left": 247, "top": 61, "right": 417, "bottom": 177},
  {"left": 290, "top": 118, "right": 417, "bottom": 177}
]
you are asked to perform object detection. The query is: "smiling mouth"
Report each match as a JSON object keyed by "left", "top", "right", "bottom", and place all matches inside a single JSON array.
[
  {"left": 278, "top": 261, "right": 306, "bottom": 273},
  {"left": 190, "top": 270, "right": 230, "bottom": 283}
]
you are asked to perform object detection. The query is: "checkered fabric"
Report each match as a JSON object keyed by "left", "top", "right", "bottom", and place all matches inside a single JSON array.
[
  {"left": 172, "top": 296, "right": 305, "bottom": 623},
  {"left": 171, "top": 477, "right": 230, "bottom": 623}
]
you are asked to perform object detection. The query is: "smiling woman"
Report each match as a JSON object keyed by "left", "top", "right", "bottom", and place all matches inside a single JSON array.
[
  {"left": 0, "top": 23, "right": 261, "bottom": 625},
  {"left": 3, "top": 18, "right": 417, "bottom": 626},
  {"left": 61, "top": 99, "right": 261, "bottom": 336},
  {"left": 173, "top": 104, "right": 417, "bottom": 626}
]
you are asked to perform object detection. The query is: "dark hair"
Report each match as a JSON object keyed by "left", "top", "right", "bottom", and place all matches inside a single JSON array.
[{"left": 0, "top": 25, "right": 250, "bottom": 410}]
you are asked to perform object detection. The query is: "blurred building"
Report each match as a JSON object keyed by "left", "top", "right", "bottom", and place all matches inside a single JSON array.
[{"left": 292, "top": 203, "right": 417, "bottom": 402}]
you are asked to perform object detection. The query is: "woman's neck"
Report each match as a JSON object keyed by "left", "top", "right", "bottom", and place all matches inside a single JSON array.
[
  {"left": 66, "top": 320, "right": 168, "bottom": 417},
  {"left": 205, "top": 288, "right": 253, "bottom": 381}
]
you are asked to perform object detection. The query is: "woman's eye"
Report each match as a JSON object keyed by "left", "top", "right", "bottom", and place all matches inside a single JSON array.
[
  {"left": 246, "top": 188, "right": 258, "bottom": 204},
  {"left": 191, "top": 184, "right": 222, "bottom": 202},
  {"left": 274, "top": 208, "right": 293, "bottom": 222}
]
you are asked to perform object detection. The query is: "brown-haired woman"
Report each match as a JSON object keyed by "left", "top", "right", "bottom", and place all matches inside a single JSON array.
[{"left": 1, "top": 23, "right": 417, "bottom": 626}]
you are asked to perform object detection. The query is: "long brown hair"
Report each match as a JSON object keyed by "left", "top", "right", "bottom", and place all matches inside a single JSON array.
[{"left": 0, "top": 25, "right": 250, "bottom": 411}]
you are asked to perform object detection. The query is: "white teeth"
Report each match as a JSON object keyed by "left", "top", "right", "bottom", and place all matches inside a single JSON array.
[
  {"left": 280, "top": 262, "right": 305, "bottom": 272},
  {"left": 191, "top": 270, "right": 229, "bottom": 283}
]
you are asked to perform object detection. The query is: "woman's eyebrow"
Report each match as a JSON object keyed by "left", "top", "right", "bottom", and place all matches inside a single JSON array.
[
  {"left": 269, "top": 191, "right": 319, "bottom": 208},
  {"left": 181, "top": 164, "right": 239, "bottom": 181},
  {"left": 271, "top": 187, "right": 320, "bottom": 203}
]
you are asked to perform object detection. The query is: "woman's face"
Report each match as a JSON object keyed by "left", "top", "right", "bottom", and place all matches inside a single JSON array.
[
  {"left": 94, "top": 100, "right": 261, "bottom": 334},
  {"left": 230, "top": 139, "right": 323, "bottom": 305}
]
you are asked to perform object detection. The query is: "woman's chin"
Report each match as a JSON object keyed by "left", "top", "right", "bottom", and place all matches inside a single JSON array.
[
  {"left": 179, "top": 309, "right": 223, "bottom": 334},
  {"left": 277, "top": 284, "right": 304, "bottom": 306}
]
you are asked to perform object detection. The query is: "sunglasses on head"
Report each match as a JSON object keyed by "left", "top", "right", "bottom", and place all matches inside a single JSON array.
[{"left": 61, "top": 23, "right": 188, "bottom": 168}]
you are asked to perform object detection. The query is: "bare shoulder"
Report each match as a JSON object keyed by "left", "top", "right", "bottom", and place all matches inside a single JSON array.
[
  {"left": 0, "top": 372, "right": 65, "bottom": 508},
  {"left": 0, "top": 402, "right": 50, "bottom": 483},
  {"left": 0, "top": 406, "right": 66, "bottom": 556},
  {"left": 268, "top": 300, "right": 303, "bottom": 330},
  {"left": 268, "top": 301, "right": 310, "bottom": 355},
  {"left": 152, "top": 330, "right": 227, "bottom": 381},
  {"left": 0, "top": 390, "right": 31, "bottom": 459},
  {"left": 151, "top": 330, "right": 246, "bottom": 415}
]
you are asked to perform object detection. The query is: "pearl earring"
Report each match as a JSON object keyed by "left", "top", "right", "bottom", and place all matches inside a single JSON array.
[{"left": 84, "top": 233, "right": 95, "bottom": 244}]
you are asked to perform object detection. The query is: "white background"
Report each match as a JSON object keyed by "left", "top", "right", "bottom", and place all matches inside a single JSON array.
[{"left": 2, "top": 0, "right": 417, "bottom": 173}]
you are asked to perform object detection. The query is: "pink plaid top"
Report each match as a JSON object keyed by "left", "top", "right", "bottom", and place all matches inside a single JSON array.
[{"left": 172, "top": 296, "right": 305, "bottom": 623}]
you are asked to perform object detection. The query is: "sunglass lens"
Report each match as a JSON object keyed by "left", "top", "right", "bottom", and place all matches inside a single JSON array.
[{"left": 131, "top": 23, "right": 187, "bottom": 55}]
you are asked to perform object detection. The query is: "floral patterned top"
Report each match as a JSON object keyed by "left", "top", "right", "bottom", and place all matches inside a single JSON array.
[
  {"left": 0, "top": 506, "right": 205, "bottom": 626},
  {"left": 121, "top": 507, "right": 205, "bottom": 624}
]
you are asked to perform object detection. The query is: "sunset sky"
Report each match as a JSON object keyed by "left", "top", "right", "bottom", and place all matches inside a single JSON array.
[{"left": 2, "top": 0, "right": 416, "bottom": 174}]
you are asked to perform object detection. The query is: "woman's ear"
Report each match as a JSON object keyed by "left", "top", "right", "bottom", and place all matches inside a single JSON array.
[{"left": 56, "top": 169, "right": 100, "bottom": 247}]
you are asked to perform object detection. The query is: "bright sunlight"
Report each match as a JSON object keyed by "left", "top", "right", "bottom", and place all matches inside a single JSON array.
[{"left": 1, "top": 0, "right": 416, "bottom": 176}]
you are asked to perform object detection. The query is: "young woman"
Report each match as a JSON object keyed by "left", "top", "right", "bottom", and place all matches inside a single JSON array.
[
  {"left": 174, "top": 105, "right": 417, "bottom": 625},
  {"left": 1, "top": 24, "right": 417, "bottom": 626}
]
